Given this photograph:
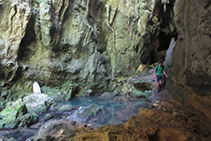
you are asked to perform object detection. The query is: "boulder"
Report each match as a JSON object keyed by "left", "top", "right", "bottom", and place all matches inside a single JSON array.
[
  {"left": 18, "top": 112, "right": 39, "bottom": 127},
  {"left": 128, "top": 69, "right": 156, "bottom": 90},
  {"left": 113, "top": 69, "right": 155, "bottom": 98},
  {"left": 41, "top": 86, "right": 73, "bottom": 101},
  {"left": 0, "top": 99, "right": 38, "bottom": 129},
  {"left": 67, "top": 104, "right": 105, "bottom": 122},
  {"left": 101, "top": 92, "right": 118, "bottom": 98},
  {"left": 31, "top": 119, "right": 77, "bottom": 141},
  {"left": 58, "top": 105, "right": 73, "bottom": 112},
  {"left": 23, "top": 93, "right": 56, "bottom": 113},
  {"left": 41, "top": 113, "right": 53, "bottom": 122}
]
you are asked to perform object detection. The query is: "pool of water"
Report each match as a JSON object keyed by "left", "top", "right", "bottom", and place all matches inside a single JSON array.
[
  {"left": 0, "top": 95, "right": 152, "bottom": 140},
  {"left": 55, "top": 95, "right": 152, "bottom": 127}
]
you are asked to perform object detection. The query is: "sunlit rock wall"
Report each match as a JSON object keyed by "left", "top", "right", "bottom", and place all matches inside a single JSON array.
[{"left": 0, "top": 0, "right": 176, "bottom": 100}]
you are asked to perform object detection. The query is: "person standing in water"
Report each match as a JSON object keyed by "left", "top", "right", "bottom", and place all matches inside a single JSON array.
[{"left": 154, "top": 61, "right": 168, "bottom": 90}]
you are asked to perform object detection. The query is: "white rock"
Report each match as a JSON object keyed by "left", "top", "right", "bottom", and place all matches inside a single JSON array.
[
  {"left": 23, "top": 93, "right": 55, "bottom": 113},
  {"left": 33, "top": 82, "right": 41, "bottom": 93}
]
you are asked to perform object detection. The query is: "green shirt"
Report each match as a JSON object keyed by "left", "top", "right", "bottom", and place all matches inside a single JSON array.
[{"left": 155, "top": 65, "right": 164, "bottom": 76}]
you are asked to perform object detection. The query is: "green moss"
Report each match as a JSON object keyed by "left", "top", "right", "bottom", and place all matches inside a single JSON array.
[
  {"left": 0, "top": 83, "right": 29, "bottom": 109},
  {"left": 42, "top": 85, "right": 75, "bottom": 101},
  {"left": 0, "top": 99, "right": 27, "bottom": 129}
]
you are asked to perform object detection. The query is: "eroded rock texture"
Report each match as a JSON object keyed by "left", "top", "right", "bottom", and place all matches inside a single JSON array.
[
  {"left": 72, "top": 104, "right": 211, "bottom": 141},
  {"left": 0, "top": 0, "right": 176, "bottom": 101},
  {"left": 166, "top": 0, "right": 211, "bottom": 98}
]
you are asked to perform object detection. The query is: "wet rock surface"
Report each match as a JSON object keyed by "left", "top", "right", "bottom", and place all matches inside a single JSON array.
[
  {"left": 66, "top": 104, "right": 105, "bottom": 123},
  {"left": 73, "top": 96, "right": 211, "bottom": 141}
]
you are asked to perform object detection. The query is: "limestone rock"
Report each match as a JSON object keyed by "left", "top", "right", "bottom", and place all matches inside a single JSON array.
[
  {"left": 32, "top": 119, "right": 76, "bottom": 141},
  {"left": 165, "top": 0, "right": 211, "bottom": 101},
  {"left": 0, "top": 0, "right": 32, "bottom": 61},
  {"left": 0, "top": 0, "right": 165, "bottom": 100},
  {"left": 101, "top": 92, "right": 118, "bottom": 98},
  {"left": 58, "top": 105, "right": 73, "bottom": 112},
  {"left": 136, "top": 64, "right": 148, "bottom": 72},
  {"left": 73, "top": 106, "right": 211, "bottom": 140},
  {"left": 128, "top": 69, "right": 156, "bottom": 90},
  {"left": 67, "top": 104, "right": 105, "bottom": 122},
  {"left": 169, "top": 0, "right": 211, "bottom": 86},
  {"left": 42, "top": 113, "right": 53, "bottom": 122},
  {"left": 164, "top": 37, "right": 176, "bottom": 68},
  {"left": 23, "top": 93, "right": 56, "bottom": 113},
  {"left": 41, "top": 86, "right": 73, "bottom": 101}
]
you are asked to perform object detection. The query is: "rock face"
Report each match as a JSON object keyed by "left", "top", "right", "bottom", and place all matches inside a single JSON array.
[
  {"left": 0, "top": 0, "right": 176, "bottom": 102},
  {"left": 166, "top": 0, "right": 211, "bottom": 98}
]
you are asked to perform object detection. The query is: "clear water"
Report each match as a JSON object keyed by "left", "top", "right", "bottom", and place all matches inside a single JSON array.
[
  {"left": 56, "top": 96, "right": 151, "bottom": 128},
  {"left": 0, "top": 96, "right": 152, "bottom": 140}
]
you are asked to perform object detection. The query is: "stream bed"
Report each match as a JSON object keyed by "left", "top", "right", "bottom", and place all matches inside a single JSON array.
[{"left": 0, "top": 95, "right": 153, "bottom": 141}]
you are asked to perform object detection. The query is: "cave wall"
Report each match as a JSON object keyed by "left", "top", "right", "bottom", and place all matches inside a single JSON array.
[
  {"left": 0, "top": 0, "right": 169, "bottom": 97},
  {"left": 166, "top": 0, "right": 211, "bottom": 98}
]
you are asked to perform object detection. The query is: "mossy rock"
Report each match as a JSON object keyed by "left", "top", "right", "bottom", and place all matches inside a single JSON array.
[
  {"left": 18, "top": 112, "right": 39, "bottom": 127},
  {"left": 0, "top": 99, "right": 38, "bottom": 129},
  {"left": 41, "top": 86, "right": 73, "bottom": 101},
  {"left": 0, "top": 99, "right": 27, "bottom": 129},
  {"left": 0, "top": 84, "right": 28, "bottom": 109}
]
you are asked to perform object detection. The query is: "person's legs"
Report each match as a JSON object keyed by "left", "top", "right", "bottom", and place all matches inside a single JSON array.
[
  {"left": 157, "top": 82, "right": 160, "bottom": 88},
  {"left": 160, "top": 75, "right": 165, "bottom": 87},
  {"left": 156, "top": 75, "right": 161, "bottom": 88}
]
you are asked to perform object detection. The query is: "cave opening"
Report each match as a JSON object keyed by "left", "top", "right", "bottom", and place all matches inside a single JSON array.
[
  {"left": 150, "top": 0, "right": 178, "bottom": 64},
  {"left": 157, "top": 31, "right": 178, "bottom": 61},
  {"left": 18, "top": 15, "right": 37, "bottom": 61}
]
